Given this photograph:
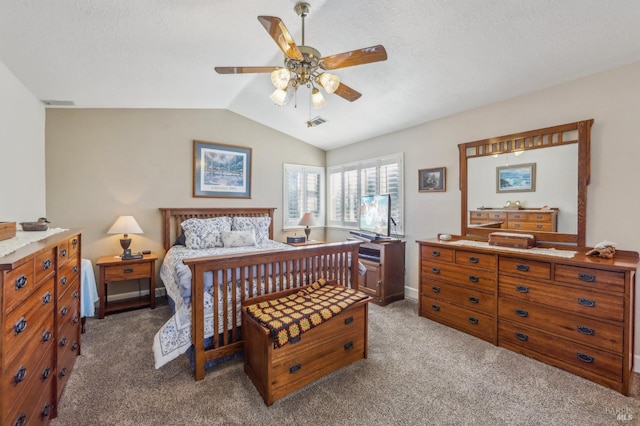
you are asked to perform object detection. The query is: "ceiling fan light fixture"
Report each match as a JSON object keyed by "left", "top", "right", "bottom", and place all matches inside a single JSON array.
[
  {"left": 271, "top": 68, "right": 291, "bottom": 89},
  {"left": 270, "top": 88, "right": 289, "bottom": 106},
  {"left": 318, "top": 72, "right": 340, "bottom": 94},
  {"left": 311, "top": 87, "right": 326, "bottom": 109}
]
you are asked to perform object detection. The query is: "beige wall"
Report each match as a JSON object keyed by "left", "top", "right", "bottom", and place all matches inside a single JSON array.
[
  {"left": 326, "top": 60, "right": 640, "bottom": 361},
  {"left": 0, "top": 61, "right": 46, "bottom": 220},
  {"left": 44, "top": 108, "right": 326, "bottom": 267}
]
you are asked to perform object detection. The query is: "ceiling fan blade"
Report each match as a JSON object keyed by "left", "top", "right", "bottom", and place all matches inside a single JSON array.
[
  {"left": 320, "top": 45, "right": 388, "bottom": 70},
  {"left": 257, "top": 16, "right": 303, "bottom": 61},
  {"left": 333, "top": 83, "right": 362, "bottom": 102},
  {"left": 215, "top": 66, "right": 279, "bottom": 74}
]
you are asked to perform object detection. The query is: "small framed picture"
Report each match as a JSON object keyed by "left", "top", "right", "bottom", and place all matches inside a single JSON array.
[
  {"left": 496, "top": 163, "right": 536, "bottom": 193},
  {"left": 419, "top": 167, "right": 446, "bottom": 192}
]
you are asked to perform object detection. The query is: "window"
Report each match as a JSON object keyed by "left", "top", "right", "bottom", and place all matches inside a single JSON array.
[
  {"left": 327, "top": 153, "right": 403, "bottom": 235},
  {"left": 283, "top": 164, "right": 325, "bottom": 229}
]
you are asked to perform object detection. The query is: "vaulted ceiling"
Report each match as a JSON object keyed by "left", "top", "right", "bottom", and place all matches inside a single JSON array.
[{"left": 2, "top": 1, "right": 640, "bottom": 150}]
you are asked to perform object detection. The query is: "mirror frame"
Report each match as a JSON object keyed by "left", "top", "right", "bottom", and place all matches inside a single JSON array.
[{"left": 459, "top": 119, "right": 593, "bottom": 246}]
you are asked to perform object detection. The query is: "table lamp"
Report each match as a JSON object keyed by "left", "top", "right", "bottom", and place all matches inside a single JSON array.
[
  {"left": 108, "top": 215, "right": 143, "bottom": 256},
  {"left": 298, "top": 212, "right": 315, "bottom": 241}
]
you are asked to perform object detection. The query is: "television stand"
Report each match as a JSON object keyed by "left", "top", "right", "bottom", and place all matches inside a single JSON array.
[{"left": 357, "top": 239, "right": 405, "bottom": 306}]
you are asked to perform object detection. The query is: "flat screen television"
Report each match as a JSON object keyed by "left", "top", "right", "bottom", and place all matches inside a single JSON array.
[{"left": 359, "top": 194, "right": 391, "bottom": 237}]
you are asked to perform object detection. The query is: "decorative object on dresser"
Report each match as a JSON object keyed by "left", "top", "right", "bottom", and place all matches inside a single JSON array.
[
  {"left": 488, "top": 232, "right": 535, "bottom": 249},
  {"left": 96, "top": 253, "right": 157, "bottom": 319},
  {"left": 297, "top": 212, "right": 315, "bottom": 241},
  {"left": 107, "top": 215, "right": 144, "bottom": 257},
  {"left": 418, "top": 167, "right": 446, "bottom": 192},
  {"left": 357, "top": 239, "right": 405, "bottom": 305},
  {"left": 0, "top": 230, "right": 82, "bottom": 423},
  {"left": 19, "top": 217, "right": 50, "bottom": 231},
  {"left": 242, "top": 279, "right": 371, "bottom": 406},
  {"left": 0, "top": 221, "right": 16, "bottom": 241}
]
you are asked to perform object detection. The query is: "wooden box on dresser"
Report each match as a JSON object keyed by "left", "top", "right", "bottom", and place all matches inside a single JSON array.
[
  {"left": 417, "top": 237, "right": 639, "bottom": 395},
  {"left": 1, "top": 230, "right": 82, "bottom": 425}
]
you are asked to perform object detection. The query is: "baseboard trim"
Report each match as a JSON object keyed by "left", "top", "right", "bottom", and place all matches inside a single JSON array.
[{"left": 405, "top": 286, "right": 418, "bottom": 302}]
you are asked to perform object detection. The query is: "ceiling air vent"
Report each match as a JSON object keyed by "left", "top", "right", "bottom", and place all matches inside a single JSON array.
[
  {"left": 306, "top": 116, "right": 327, "bottom": 128},
  {"left": 41, "top": 100, "right": 75, "bottom": 106}
]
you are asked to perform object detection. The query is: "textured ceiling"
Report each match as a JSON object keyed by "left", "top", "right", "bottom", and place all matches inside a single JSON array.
[{"left": 2, "top": 1, "right": 640, "bottom": 150}]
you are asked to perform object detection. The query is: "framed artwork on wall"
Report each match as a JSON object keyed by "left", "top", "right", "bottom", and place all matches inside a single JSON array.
[
  {"left": 419, "top": 167, "right": 446, "bottom": 192},
  {"left": 193, "top": 140, "right": 252, "bottom": 198},
  {"left": 496, "top": 163, "right": 536, "bottom": 193}
]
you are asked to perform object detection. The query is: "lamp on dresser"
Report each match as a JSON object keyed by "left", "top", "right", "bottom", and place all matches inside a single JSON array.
[
  {"left": 107, "top": 215, "right": 143, "bottom": 256},
  {"left": 298, "top": 212, "right": 315, "bottom": 241}
]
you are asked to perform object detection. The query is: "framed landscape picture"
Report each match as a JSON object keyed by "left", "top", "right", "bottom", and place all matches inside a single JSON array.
[
  {"left": 419, "top": 167, "right": 446, "bottom": 192},
  {"left": 496, "top": 163, "right": 536, "bottom": 193},
  {"left": 193, "top": 140, "right": 252, "bottom": 198}
]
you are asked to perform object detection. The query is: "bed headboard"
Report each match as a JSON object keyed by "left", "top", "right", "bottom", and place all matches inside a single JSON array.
[{"left": 159, "top": 207, "right": 276, "bottom": 251}]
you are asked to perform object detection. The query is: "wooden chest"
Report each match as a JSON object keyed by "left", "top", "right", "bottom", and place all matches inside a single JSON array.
[
  {"left": 242, "top": 286, "right": 370, "bottom": 406},
  {"left": 0, "top": 222, "right": 16, "bottom": 241},
  {"left": 489, "top": 231, "right": 535, "bottom": 249}
]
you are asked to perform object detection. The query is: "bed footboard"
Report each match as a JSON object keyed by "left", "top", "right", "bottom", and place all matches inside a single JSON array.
[{"left": 182, "top": 241, "right": 362, "bottom": 381}]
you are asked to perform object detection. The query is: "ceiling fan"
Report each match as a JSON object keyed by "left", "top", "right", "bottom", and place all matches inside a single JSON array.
[{"left": 214, "top": 2, "right": 387, "bottom": 109}]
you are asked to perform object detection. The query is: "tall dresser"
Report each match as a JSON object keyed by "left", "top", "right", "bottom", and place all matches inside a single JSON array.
[
  {"left": 418, "top": 237, "right": 639, "bottom": 395},
  {"left": 1, "top": 230, "right": 82, "bottom": 425}
]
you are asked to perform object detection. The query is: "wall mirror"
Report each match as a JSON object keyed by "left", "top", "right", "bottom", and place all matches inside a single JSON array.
[{"left": 459, "top": 120, "right": 593, "bottom": 246}]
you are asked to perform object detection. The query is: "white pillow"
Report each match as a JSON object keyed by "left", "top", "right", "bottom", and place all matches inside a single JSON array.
[
  {"left": 231, "top": 216, "right": 271, "bottom": 244},
  {"left": 221, "top": 230, "right": 257, "bottom": 248},
  {"left": 181, "top": 217, "right": 232, "bottom": 249}
]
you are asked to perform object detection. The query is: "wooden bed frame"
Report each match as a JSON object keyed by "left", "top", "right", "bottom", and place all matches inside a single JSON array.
[{"left": 159, "top": 207, "right": 362, "bottom": 380}]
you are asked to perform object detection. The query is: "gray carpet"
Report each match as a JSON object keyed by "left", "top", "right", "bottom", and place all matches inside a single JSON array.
[{"left": 51, "top": 300, "right": 640, "bottom": 425}]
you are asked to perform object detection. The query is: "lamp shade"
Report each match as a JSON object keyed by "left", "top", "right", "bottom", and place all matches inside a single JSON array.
[
  {"left": 318, "top": 72, "right": 340, "bottom": 94},
  {"left": 298, "top": 213, "right": 315, "bottom": 227},
  {"left": 311, "top": 88, "right": 326, "bottom": 109},
  {"left": 107, "top": 216, "right": 143, "bottom": 236}
]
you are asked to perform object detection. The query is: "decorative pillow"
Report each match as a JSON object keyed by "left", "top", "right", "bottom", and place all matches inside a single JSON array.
[
  {"left": 173, "top": 234, "right": 186, "bottom": 246},
  {"left": 231, "top": 216, "right": 271, "bottom": 244},
  {"left": 221, "top": 231, "right": 257, "bottom": 248},
  {"left": 180, "top": 217, "right": 232, "bottom": 249}
]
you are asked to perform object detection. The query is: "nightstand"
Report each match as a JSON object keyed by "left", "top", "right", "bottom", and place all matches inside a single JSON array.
[
  {"left": 96, "top": 253, "right": 157, "bottom": 318},
  {"left": 286, "top": 240, "right": 325, "bottom": 247}
]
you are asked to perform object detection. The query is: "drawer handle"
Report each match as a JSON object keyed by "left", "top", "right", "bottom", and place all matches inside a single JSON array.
[
  {"left": 60, "top": 337, "right": 68, "bottom": 347},
  {"left": 14, "top": 317, "right": 27, "bottom": 335},
  {"left": 42, "top": 292, "right": 52, "bottom": 304},
  {"left": 73, "top": 316, "right": 79, "bottom": 324},
  {"left": 431, "top": 250, "right": 440, "bottom": 257},
  {"left": 536, "top": 215, "right": 543, "bottom": 220},
  {"left": 515, "top": 308, "right": 529, "bottom": 318},
  {"left": 40, "top": 402, "right": 52, "bottom": 419},
  {"left": 344, "top": 316, "right": 353, "bottom": 325},
  {"left": 73, "top": 265, "right": 79, "bottom": 273},
  {"left": 72, "top": 342, "right": 79, "bottom": 351},
  {"left": 536, "top": 224, "right": 543, "bottom": 229},
  {"left": 468, "top": 317, "right": 479, "bottom": 325},
  {"left": 578, "top": 273, "right": 596, "bottom": 283},
  {"left": 344, "top": 341, "right": 354, "bottom": 350},
  {"left": 14, "top": 366, "right": 27, "bottom": 385},
  {"left": 73, "top": 290, "right": 79, "bottom": 299},
  {"left": 124, "top": 267, "right": 134, "bottom": 273},
  {"left": 43, "top": 259, "right": 52, "bottom": 270},
  {"left": 290, "top": 335, "right": 301, "bottom": 344},
  {"left": 469, "top": 257, "right": 479, "bottom": 263},
  {"left": 42, "top": 329, "right": 52, "bottom": 343},
  {"left": 41, "top": 366, "right": 51, "bottom": 381},
  {"left": 468, "top": 275, "right": 479, "bottom": 283},
  {"left": 515, "top": 332, "right": 528, "bottom": 341},
  {"left": 468, "top": 296, "right": 479, "bottom": 304},
  {"left": 431, "top": 267, "right": 440, "bottom": 274},
  {"left": 60, "top": 276, "right": 68, "bottom": 285},
  {"left": 59, "top": 367, "right": 67, "bottom": 378},
  {"left": 431, "top": 304, "right": 440, "bottom": 312},
  {"left": 431, "top": 285, "right": 440, "bottom": 293},
  {"left": 61, "top": 248, "right": 67, "bottom": 258},
  {"left": 61, "top": 306, "right": 69, "bottom": 316},
  {"left": 577, "top": 352, "right": 594, "bottom": 363},
  {"left": 516, "top": 264, "right": 530, "bottom": 272},
  {"left": 513, "top": 223, "right": 520, "bottom": 228},
  {"left": 577, "top": 325, "right": 595, "bottom": 336},
  {"left": 516, "top": 285, "right": 529, "bottom": 293},
  {"left": 578, "top": 298, "right": 596, "bottom": 308},
  {"left": 13, "top": 413, "right": 26, "bottom": 426},
  {"left": 72, "top": 238, "right": 78, "bottom": 249},
  {"left": 289, "top": 363, "right": 301, "bottom": 374},
  {"left": 15, "top": 275, "right": 28, "bottom": 290}
]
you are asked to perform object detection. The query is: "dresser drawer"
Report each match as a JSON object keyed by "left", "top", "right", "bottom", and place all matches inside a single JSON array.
[
  {"left": 485, "top": 211, "right": 508, "bottom": 221},
  {"left": 498, "top": 297, "right": 623, "bottom": 353},
  {"left": 554, "top": 264, "right": 625, "bottom": 293},
  {"left": 34, "top": 247, "right": 56, "bottom": 284},
  {"left": 470, "top": 211, "right": 489, "bottom": 220},
  {"left": 455, "top": 250, "right": 497, "bottom": 269},
  {"left": 499, "top": 322, "right": 623, "bottom": 382},
  {"left": 58, "top": 281, "right": 80, "bottom": 325},
  {"left": 499, "top": 275, "right": 624, "bottom": 322},
  {"left": 420, "top": 296, "right": 494, "bottom": 342},
  {"left": 421, "top": 245, "right": 454, "bottom": 263},
  {"left": 104, "top": 261, "right": 152, "bottom": 281},
  {"left": 424, "top": 280, "right": 495, "bottom": 315},
  {"left": 499, "top": 257, "right": 551, "bottom": 280},
  {"left": 57, "top": 331, "right": 81, "bottom": 400},
  {"left": 508, "top": 221, "right": 554, "bottom": 232},
  {"left": 3, "top": 260, "right": 35, "bottom": 314},
  {"left": 423, "top": 261, "right": 496, "bottom": 293},
  {"left": 67, "top": 235, "right": 80, "bottom": 259},
  {"left": 58, "top": 256, "right": 81, "bottom": 295}
]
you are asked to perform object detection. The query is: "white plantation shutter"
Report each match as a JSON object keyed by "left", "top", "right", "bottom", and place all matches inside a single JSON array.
[{"left": 283, "top": 164, "right": 324, "bottom": 229}]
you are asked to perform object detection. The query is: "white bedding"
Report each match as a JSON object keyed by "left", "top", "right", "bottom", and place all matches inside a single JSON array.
[{"left": 153, "top": 240, "right": 292, "bottom": 369}]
